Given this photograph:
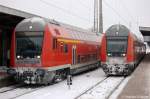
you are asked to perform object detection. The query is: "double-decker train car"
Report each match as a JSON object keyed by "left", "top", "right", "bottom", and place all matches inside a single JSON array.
[
  {"left": 8, "top": 17, "right": 101, "bottom": 84},
  {"left": 100, "top": 24, "right": 145, "bottom": 76}
]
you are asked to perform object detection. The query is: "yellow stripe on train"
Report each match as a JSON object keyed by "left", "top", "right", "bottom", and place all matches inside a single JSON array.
[{"left": 57, "top": 38, "right": 81, "bottom": 43}]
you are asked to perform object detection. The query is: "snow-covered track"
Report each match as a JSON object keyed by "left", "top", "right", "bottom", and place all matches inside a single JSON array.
[
  {"left": 75, "top": 77, "right": 108, "bottom": 99},
  {"left": 0, "top": 85, "right": 46, "bottom": 99},
  {"left": 107, "top": 77, "right": 126, "bottom": 99},
  {"left": 77, "top": 77, "right": 126, "bottom": 99},
  {"left": 0, "top": 84, "right": 25, "bottom": 93},
  {"left": 0, "top": 69, "right": 128, "bottom": 99}
]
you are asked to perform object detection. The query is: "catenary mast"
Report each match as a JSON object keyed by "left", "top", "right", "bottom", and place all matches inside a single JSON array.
[{"left": 94, "top": 0, "right": 103, "bottom": 34}]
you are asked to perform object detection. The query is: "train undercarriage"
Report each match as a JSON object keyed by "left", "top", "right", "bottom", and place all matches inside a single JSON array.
[
  {"left": 7, "top": 61, "right": 100, "bottom": 85},
  {"left": 101, "top": 63, "right": 135, "bottom": 76},
  {"left": 7, "top": 67, "right": 70, "bottom": 85}
]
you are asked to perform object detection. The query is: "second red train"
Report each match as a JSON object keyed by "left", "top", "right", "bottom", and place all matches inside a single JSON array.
[{"left": 100, "top": 24, "right": 145, "bottom": 76}]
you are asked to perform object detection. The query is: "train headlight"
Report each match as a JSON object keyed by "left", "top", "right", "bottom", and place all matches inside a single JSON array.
[
  {"left": 107, "top": 53, "right": 111, "bottom": 56},
  {"left": 122, "top": 54, "right": 126, "bottom": 57},
  {"left": 37, "top": 56, "right": 41, "bottom": 59},
  {"left": 17, "top": 55, "right": 21, "bottom": 59}
]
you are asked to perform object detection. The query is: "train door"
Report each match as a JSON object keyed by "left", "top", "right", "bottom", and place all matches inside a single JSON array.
[{"left": 72, "top": 45, "right": 76, "bottom": 65}]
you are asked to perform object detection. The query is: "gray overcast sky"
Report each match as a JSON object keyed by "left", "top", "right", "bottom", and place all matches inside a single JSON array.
[{"left": 0, "top": 0, "right": 150, "bottom": 33}]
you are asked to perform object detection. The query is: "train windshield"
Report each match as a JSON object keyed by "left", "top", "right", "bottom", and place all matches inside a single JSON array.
[
  {"left": 107, "top": 37, "right": 127, "bottom": 53},
  {"left": 16, "top": 32, "right": 43, "bottom": 58}
]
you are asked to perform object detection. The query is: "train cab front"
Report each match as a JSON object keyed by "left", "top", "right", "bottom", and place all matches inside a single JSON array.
[
  {"left": 9, "top": 17, "right": 48, "bottom": 84},
  {"left": 101, "top": 24, "right": 134, "bottom": 76},
  {"left": 102, "top": 36, "right": 129, "bottom": 75}
]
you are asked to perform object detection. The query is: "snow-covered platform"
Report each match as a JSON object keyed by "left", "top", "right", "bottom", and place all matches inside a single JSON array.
[{"left": 117, "top": 54, "right": 150, "bottom": 99}]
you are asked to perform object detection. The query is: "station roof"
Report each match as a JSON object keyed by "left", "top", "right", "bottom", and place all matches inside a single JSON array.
[
  {"left": 0, "top": 4, "right": 37, "bottom": 18},
  {"left": 139, "top": 27, "right": 150, "bottom": 36},
  {"left": 0, "top": 5, "right": 38, "bottom": 31}
]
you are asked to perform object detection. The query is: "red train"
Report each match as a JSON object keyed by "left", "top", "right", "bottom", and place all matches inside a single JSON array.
[
  {"left": 100, "top": 24, "right": 145, "bottom": 76},
  {"left": 8, "top": 17, "right": 101, "bottom": 84}
]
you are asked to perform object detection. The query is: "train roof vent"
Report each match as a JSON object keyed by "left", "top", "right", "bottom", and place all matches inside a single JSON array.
[
  {"left": 49, "top": 20, "right": 60, "bottom": 26},
  {"left": 106, "top": 24, "right": 130, "bottom": 36},
  {"left": 54, "top": 29, "right": 61, "bottom": 35}
]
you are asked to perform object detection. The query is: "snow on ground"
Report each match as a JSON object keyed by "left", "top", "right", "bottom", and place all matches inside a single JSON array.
[
  {"left": 0, "top": 84, "right": 22, "bottom": 93},
  {"left": 15, "top": 68, "right": 106, "bottom": 99},
  {"left": 109, "top": 76, "right": 131, "bottom": 99},
  {"left": 78, "top": 77, "right": 125, "bottom": 99},
  {"left": 0, "top": 87, "right": 39, "bottom": 99}
]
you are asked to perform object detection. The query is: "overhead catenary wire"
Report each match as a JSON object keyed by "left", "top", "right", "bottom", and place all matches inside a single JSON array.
[
  {"left": 104, "top": 0, "right": 142, "bottom": 38},
  {"left": 119, "top": 0, "right": 138, "bottom": 25},
  {"left": 78, "top": 0, "right": 93, "bottom": 24},
  {"left": 120, "top": 1, "right": 134, "bottom": 20},
  {"left": 78, "top": 0, "right": 92, "bottom": 11},
  {"left": 103, "top": 0, "right": 129, "bottom": 25},
  {"left": 39, "top": 0, "right": 91, "bottom": 24},
  {"left": 116, "top": 0, "right": 141, "bottom": 34}
]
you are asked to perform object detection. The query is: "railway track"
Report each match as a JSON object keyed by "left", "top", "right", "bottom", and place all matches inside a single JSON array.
[
  {"left": 0, "top": 84, "right": 25, "bottom": 93},
  {"left": 107, "top": 78, "right": 126, "bottom": 99},
  {"left": 0, "top": 84, "right": 46, "bottom": 99},
  {"left": 75, "top": 77, "right": 108, "bottom": 99},
  {"left": 76, "top": 77, "right": 126, "bottom": 99},
  {"left": 0, "top": 69, "right": 127, "bottom": 99}
]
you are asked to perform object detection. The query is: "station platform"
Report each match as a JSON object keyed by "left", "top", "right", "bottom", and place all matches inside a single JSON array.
[{"left": 118, "top": 54, "right": 150, "bottom": 99}]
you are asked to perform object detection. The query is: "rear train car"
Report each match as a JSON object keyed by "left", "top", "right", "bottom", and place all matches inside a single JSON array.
[
  {"left": 8, "top": 17, "right": 101, "bottom": 84},
  {"left": 100, "top": 24, "right": 145, "bottom": 76}
]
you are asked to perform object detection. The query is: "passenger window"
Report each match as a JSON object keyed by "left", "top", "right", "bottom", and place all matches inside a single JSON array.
[
  {"left": 77, "top": 55, "right": 80, "bottom": 63},
  {"left": 53, "top": 38, "right": 57, "bottom": 49},
  {"left": 64, "top": 44, "right": 68, "bottom": 53}
]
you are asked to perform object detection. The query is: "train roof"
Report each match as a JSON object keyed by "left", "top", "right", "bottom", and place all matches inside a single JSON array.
[
  {"left": 105, "top": 24, "right": 144, "bottom": 43},
  {"left": 15, "top": 17, "right": 96, "bottom": 35},
  {"left": 105, "top": 24, "right": 130, "bottom": 36},
  {"left": 15, "top": 17, "right": 101, "bottom": 43},
  {"left": 15, "top": 17, "right": 46, "bottom": 32}
]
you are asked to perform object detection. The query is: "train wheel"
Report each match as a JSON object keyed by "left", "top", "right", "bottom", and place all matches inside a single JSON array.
[
  {"left": 54, "top": 69, "right": 67, "bottom": 83},
  {"left": 43, "top": 71, "right": 56, "bottom": 85}
]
